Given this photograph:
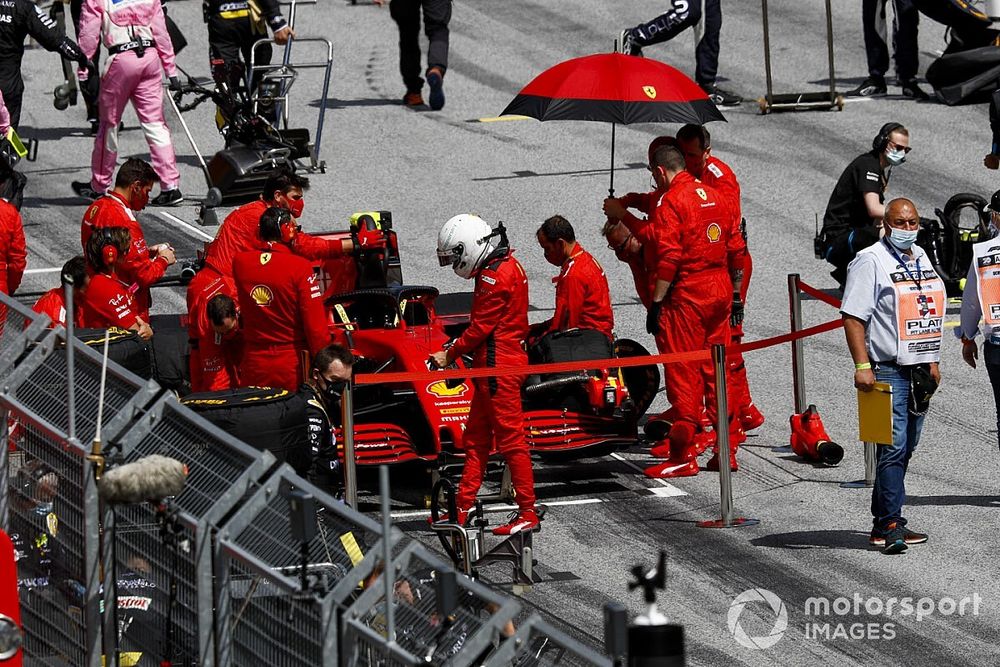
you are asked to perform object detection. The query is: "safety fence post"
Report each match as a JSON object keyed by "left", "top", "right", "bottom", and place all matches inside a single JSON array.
[
  {"left": 379, "top": 465, "right": 396, "bottom": 645},
  {"left": 698, "top": 345, "right": 759, "bottom": 529},
  {"left": 342, "top": 380, "right": 359, "bottom": 509},
  {"left": 787, "top": 274, "right": 807, "bottom": 414},
  {"left": 65, "top": 282, "right": 76, "bottom": 445}
]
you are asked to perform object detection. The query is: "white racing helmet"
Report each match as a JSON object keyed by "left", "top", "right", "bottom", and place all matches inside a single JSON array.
[{"left": 437, "top": 214, "right": 497, "bottom": 279}]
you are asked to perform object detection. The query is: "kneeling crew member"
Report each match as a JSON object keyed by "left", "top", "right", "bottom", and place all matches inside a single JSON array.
[
  {"left": 302, "top": 344, "right": 353, "bottom": 495},
  {"left": 535, "top": 214, "right": 613, "bottom": 340},
  {"left": 820, "top": 122, "right": 910, "bottom": 286},
  {"left": 191, "top": 292, "right": 242, "bottom": 392},
  {"left": 32, "top": 256, "right": 89, "bottom": 328},
  {"left": 431, "top": 214, "right": 538, "bottom": 536},
  {"left": 233, "top": 207, "right": 329, "bottom": 391},
  {"left": 79, "top": 227, "right": 153, "bottom": 339}
]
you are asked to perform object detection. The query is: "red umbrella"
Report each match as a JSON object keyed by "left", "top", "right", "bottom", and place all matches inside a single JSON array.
[{"left": 501, "top": 52, "right": 725, "bottom": 194}]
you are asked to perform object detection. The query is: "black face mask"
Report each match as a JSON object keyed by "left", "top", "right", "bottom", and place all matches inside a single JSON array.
[{"left": 320, "top": 379, "right": 347, "bottom": 406}]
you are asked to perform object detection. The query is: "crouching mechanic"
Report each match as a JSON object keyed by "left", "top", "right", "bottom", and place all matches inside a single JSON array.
[
  {"left": 430, "top": 214, "right": 538, "bottom": 535},
  {"left": 79, "top": 227, "right": 153, "bottom": 339},
  {"left": 233, "top": 207, "right": 329, "bottom": 391},
  {"left": 302, "top": 344, "right": 354, "bottom": 494},
  {"left": 534, "top": 215, "right": 613, "bottom": 341},
  {"left": 190, "top": 291, "right": 242, "bottom": 392},
  {"left": 841, "top": 198, "right": 941, "bottom": 555}
]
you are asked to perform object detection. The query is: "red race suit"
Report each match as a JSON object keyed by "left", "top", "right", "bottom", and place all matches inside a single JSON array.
[
  {"left": 695, "top": 155, "right": 756, "bottom": 418},
  {"left": 78, "top": 271, "right": 139, "bottom": 330},
  {"left": 205, "top": 200, "right": 350, "bottom": 276},
  {"left": 449, "top": 249, "right": 535, "bottom": 512},
  {"left": 233, "top": 243, "right": 329, "bottom": 391},
  {"left": 549, "top": 244, "right": 614, "bottom": 339},
  {"left": 80, "top": 193, "right": 167, "bottom": 320},
  {"left": 616, "top": 189, "right": 664, "bottom": 308},
  {"left": 186, "top": 267, "right": 241, "bottom": 392},
  {"left": 0, "top": 200, "right": 26, "bottom": 295},
  {"left": 653, "top": 172, "right": 735, "bottom": 454},
  {"left": 32, "top": 288, "right": 83, "bottom": 328}
]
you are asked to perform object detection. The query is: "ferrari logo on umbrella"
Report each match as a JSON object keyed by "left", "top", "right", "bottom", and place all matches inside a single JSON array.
[{"left": 643, "top": 85, "right": 657, "bottom": 99}]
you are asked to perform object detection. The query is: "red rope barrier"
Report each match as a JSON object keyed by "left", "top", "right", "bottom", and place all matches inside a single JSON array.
[
  {"left": 798, "top": 280, "right": 842, "bottom": 308},
  {"left": 354, "top": 317, "right": 845, "bottom": 386}
]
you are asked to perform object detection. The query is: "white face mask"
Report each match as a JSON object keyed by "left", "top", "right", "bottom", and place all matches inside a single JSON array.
[
  {"left": 887, "top": 227, "right": 918, "bottom": 250},
  {"left": 886, "top": 148, "right": 906, "bottom": 166}
]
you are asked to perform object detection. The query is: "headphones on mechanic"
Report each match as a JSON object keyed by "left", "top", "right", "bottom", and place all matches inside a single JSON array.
[
  {"left": 873, "top": 122, "right": 904, "bottom": 153},
  {"left": 87, "top": 228, "right": 120, "bottom": 270},
  {"left": 260, "top": 207, "right": 299, "bottom": 244}
]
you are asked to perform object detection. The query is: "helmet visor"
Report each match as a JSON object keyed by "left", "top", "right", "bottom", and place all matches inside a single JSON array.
[{"left": 437, "top": 243, "right": 463, "bottom": 268}]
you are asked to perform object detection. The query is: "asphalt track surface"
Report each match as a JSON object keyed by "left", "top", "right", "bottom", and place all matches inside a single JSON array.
[{"left": 12, "top": 0, "right": 1000, "bottom": 664}]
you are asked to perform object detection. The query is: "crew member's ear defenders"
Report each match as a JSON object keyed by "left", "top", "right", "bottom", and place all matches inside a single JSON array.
[
  {"left": 97, "top": 228, "right": 118, "bottom": 267},
  {"left": 873, "top": 122, "right": 904, "bottom": 153},
  {"left": 278, "top": 208, "right": 299, "bottom": 243}
]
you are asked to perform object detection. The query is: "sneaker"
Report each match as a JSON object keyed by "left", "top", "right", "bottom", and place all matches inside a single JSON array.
[
  {"left": 649, "top": 441, "right": 671, "bottom": 458},
  {"left": 869, "top": 528, "right": 928, "bottom": 547},
  {"left": 429, "top": 507, "right": 470, "bottom": 527},
  {"left": 72, "top": 181, "right": 102, "bottom": 201},
  {"left": 740, "top": 403, "right": 766, "bottom": 432},
  {"left": 881, "top": 522, "right": 909, "bottom": 555},
  {"left": 704, "top": 85, "right": 743, "bottom": 107},
  {"left": 620, "top": 29, "right": 643, "bottom": 57},
  {"left": 403, "top": 91, "right": 424, "bottom": 107},
  {"left": 900, "top": 79, "right": 930, "bottom": 101},
  {"left": 492, "top": 508, "right": 540, "bottom": 535},
  {"left": 152, "top": 189, "right": 183, "bottom": 207},
  {"left": 644, "top": 459, "right": 700, "bottom": 479},
  {"left": 847, "top": 76, "right": 887, "bottom": 97},
  {"left": 426, "top": 67, "right": 445, "bottom": 111},
  {"left": 704, "top": 452, "right": 738, "bottom": 472}
]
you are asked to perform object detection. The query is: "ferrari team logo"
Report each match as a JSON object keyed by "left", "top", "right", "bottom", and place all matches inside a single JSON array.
[
  {"left": 426, "top": 380, "right": 469, "bottom": 398},
  {"left": 696, "top": 188, "right": 708, "bottom": 201},
  {"left": 706, "top": 223, "right": 722, "bottom": 243},
  {"left": 260, "top": 252, "right": 272, "bottom": 265},
  {"left": 250, "top": 285, "right": 273, "bottom": 306},
  {"left": 643, "top": 85, "right": 657, "bottom": 99}
]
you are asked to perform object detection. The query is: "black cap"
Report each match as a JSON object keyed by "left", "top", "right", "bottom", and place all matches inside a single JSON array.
[{"left": 987, "top": 189, "right": 1000, "bottom": 213}]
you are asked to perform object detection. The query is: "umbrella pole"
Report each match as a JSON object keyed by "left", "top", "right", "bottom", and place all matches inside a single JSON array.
[{"left": 609, "top": 121, "right": 616, "bottom": 197}]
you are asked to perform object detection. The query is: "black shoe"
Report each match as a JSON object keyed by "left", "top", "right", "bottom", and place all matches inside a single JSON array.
[
  {"left": 426, "top": 67, "right": 445, "bottom": 111},
  {"left": 704, "top": 85, "right": 742, "bottom": 107},
  {"left": 620, "top": 29, "right": 643, "bottom": 57},
  {"left": 71, "top": 181, "right": 102, "bottom": 201},
  {"left": 870, "top": 528, "right": 928, "bottom": 547},
  {"left": 900, "top": 79, "right": 930, "bottom": 101},
  {"left": 847, "top": 76, "right": 887, "bottom": 97},
  {"left": 880, "top": 522, "right": 909, "bottom": 555},
  {"left": 151, "top": 189, "right": 183, "bottom": 207}
]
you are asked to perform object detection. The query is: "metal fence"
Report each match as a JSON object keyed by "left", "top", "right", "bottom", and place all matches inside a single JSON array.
[{"left": 0, "top": 291, "right": 611, "bottom": 666}]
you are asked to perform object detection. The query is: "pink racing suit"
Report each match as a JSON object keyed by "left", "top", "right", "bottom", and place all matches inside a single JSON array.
[{"left": 77, "top": 0, "right": 179, "bottom": 193}]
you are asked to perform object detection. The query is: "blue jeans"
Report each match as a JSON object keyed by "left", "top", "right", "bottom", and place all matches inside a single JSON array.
[
  {"left": 986, "top": 343, "right": 1000, "bottom": 448},
  {"left": 871, "top": 362, "right": 926, "bottom": 534}
]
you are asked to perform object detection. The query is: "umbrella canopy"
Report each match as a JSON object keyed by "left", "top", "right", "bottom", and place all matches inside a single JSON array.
[{"left": 501, "top": 52, "right": 725, "bottom": 125}]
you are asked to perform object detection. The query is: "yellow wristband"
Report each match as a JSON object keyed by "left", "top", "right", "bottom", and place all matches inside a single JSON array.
[{"left": 855, "top": 362, "right": 871, "bottom": 370}]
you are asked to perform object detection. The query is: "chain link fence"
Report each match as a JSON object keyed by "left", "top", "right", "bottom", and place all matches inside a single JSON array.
[{"left": 0, "top": 293, "right": 612, "bottom": 666}]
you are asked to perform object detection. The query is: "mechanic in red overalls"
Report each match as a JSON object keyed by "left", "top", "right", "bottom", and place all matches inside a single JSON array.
[
  {"left": 535, "top": 215, "right": 613, "bottom": 340},
  {"left": 204, "top": 169, "right": 355, "bottom": 277},
  {"left": 0, "top": 194, "right": 25, "bottom": 296},
  {"left": 233, "top": 207, "right": 330, "bottom": 391},
  {"left": 78, "top": 227, "right": 152, "bottom": 339},
  {"left": 643, "top": 145, "right": 740, "bottom": 478},
  {"left": 187, "top": 267, "right": 241, "bottom": 392},
  {"left": 31, "top": 256, "right": 88, "bottom": 328},
  {"left": 676, "top": 123, "right": 763, "bottom": 433},
  {"left": 79, "top": 159, "right": 176, "bottom": 321},
  {"left": 430, "top": 215, "right": 538, "bottom": 536},
  {"left": 602, "top": 216, "right": 650, "bottom": 308}
]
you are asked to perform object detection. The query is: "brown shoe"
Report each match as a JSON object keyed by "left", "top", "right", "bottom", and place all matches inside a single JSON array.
[{"left": 403, "top": 91, "right": 424, "bottom": 107}]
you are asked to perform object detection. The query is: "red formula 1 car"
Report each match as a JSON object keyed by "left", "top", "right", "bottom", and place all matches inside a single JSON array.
[{"left": 308, "top": 214, "right": 660, "bottom": 466}]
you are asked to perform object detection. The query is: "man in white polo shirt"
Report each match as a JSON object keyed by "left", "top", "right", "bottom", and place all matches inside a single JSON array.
[{"left": 841, "top": 197, "right": 943, "bottom": 556}]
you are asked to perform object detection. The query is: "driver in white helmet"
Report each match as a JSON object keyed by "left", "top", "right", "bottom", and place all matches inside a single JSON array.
[{"left": 429, "top": 214, "right": 539, "bottom": 535}]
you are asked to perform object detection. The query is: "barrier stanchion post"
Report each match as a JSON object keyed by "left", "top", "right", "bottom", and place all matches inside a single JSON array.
[
  {"left": 65, "top": 282, "right": 76, "bottom": 444},
  {"left": 842, "top": 441, "right": 877, "bottom": 489},
  {"left": 698, "top": 345, "right": 759, "bottom": 530},
  {"left": 379, "top": 465, "right": 396, "bottom": 645},
  {"left": 342, "top": 380, "right": 358, "bottom": 508},
  {"left": 788, "top": 274, "right": 807, "bottom": 414}
]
